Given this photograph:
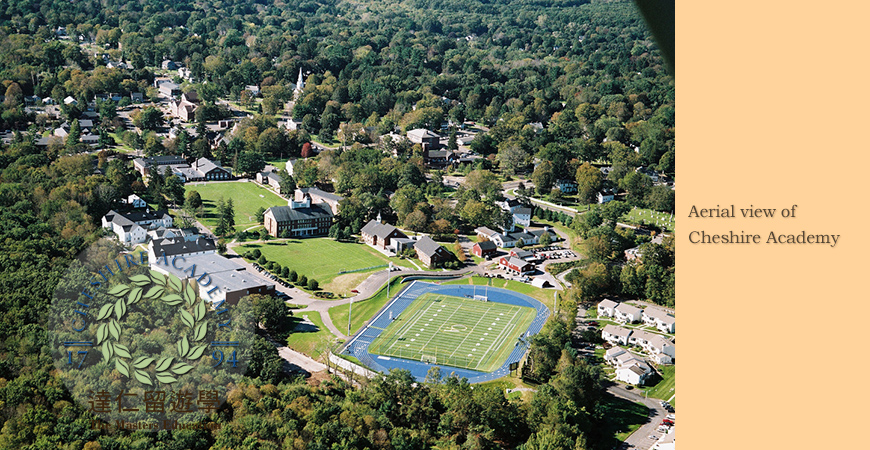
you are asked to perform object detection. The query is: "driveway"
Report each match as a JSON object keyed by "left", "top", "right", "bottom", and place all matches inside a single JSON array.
[{"left": 607, "top": 384, "right": 671, "bottom": 450}]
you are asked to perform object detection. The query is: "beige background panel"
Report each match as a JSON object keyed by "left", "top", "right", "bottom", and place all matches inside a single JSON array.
[{"left": 679, "top": 1, "right": 869, "bottom": 449}]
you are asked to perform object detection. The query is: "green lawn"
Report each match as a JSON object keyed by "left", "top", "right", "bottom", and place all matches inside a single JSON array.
[
  {"left": 285, "top": 311, "right": 335, "bottom": 360},
  {"left": 621, "top": 207, "right": 675, "bottom": 232},
  {"left": 593, "top": 396, "right": 650, "bottom": 446},
  {"left": 184, "top": 181, "right": 285, "bottom": 233},
  {"left": 368, "top": 293, "right": 536, "bottom": 372},
  {"left": 240, "top": 239, "right": 411, "bottom": 295},
  {"left": 643, "top": 364, "right": 675, "bottom": 402},
  {"left": 329, "top": 277, "right": 407, "bottom": 336}
]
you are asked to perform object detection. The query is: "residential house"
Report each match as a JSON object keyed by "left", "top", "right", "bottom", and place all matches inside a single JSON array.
[
  {"left": 601, "top": 324, "right": 632, "bottom": 346},
  {"left": 499, "top": 256, "right": 535, "bottom": 275},
  {"left": 644, "top": 335, "right": 676, "bottom": 362},
  {"left": 597, "top": 187, "right": 616, "bottom": 204},
  {"left": 161, "top": 60, "right": 178, "bottom": 70},
  {"left": 78, "top": 119, "right": 94, "bottom": 132},
  {"left": 81, "top": 134, "right": 99, "bottom": 146},
  {"left": 598, "top": 299, "right": 619, "bottom": 318},
  {"left": 263, "top": 194, "right": 334, "bottom": 238},
  {"left": 361, "top": 217, "right": 408, "bottom": 252},
  {"left": 126, "top": 194, "right": 147, "bottom": 209},
  {"left": 407, "top": 128, "right": 440, "bottom": 150},
  {"left": 557, "top": 179, "right": 578, "bottom": 193},
  {"left": 158, "top": 82, "right": 181, "bottom": 98},
  {"left": 642, "top": 308, "right": 676, "bottom": 334},
  {"left": 257, "top": 171, "right": 283, "bottom": 190},
  {"left": 614, "top": 303, "right": 643, "bottom": 323},
  {"left": 64, "top": 96, "right": 77, "bottom": 105},
  {"left": 244, "top": 85, "right": 260, "bottom": 97},
  {"left": 636, "top": 166, "right": 661, "bottom": 183},
  {"left": 414, "top": 236, "right": 453, "bottom": 268},
  {"left": 130, "top": 92, "right": 144, "bottom": 103},
  {"left": 628, "top": 329, "right": 656, "bottom": 349},
  {"left": 283, "top": 118, "right": 303, "bottom": 131},
  {"left": 102, "top": 209, "right": 173, "bottom": 245},
  {"left": 604, "top": 346, "right": 627, "bottom": 364},
  {"left": 614, "top": 355, "right": 653, "bottom": 385},
  {"left": 471, "top": 240, "right": 497, "bottom": 258}
]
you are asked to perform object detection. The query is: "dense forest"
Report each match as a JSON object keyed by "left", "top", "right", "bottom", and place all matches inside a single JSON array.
[{"left": 0, "top": 0, "right": 673, "bottom": 448}]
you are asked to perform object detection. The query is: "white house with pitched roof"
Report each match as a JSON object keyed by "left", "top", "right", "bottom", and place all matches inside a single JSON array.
[
  {"left": 602, "top": 324, "right": 632, "bottom": 346},
  {"left": 598, "top": 299, "right": 618, "bottom": 317},
  {"left": 642, "top": 308, "right": 676, "bottom": 334},
  {"left": 614, "top": 303, "right": 643, "bottom": 323},
  {"left": 102, "top": 210, "right": 173, "bottom": 245}
]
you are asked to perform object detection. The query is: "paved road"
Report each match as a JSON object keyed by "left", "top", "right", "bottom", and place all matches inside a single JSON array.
[
  {"left": 607, "top": 384, "right": 671, "bottom": 450},
  {"left": 224, "top": 241, "right": 476, "bottom": 340},
  {"left": 262, "top": 334, "right": 328, "bottom": 375}
]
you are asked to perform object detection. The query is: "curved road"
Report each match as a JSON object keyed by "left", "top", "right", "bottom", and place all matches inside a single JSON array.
[{"left": 225, "top": 241, "right": 475, "bottom": 339}]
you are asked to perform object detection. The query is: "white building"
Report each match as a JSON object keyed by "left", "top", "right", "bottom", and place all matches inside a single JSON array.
[
  {"left": 602, "top": 324, "right": 632, "bottom": 346},
  {"left": 127, "top": 194, "right": 147, "bottom": 209},
  {"left": 614, "top": 303, "right": 643, "bottom": 323},
  {"left": 102, "top": 210, "right": 173, "bottom": 245},
  {"left": 642, "top": 308, "right": 676, "bottom": 334},
  {"left": 598, "top": 299, "right": 618, "bottom": 317}
]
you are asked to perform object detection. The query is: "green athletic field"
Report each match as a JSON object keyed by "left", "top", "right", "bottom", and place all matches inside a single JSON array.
[
  {"left": 368, "top": 293, "right": 536, "bottom": 372},
  {"left": 184, "top": 181, "right": 285, "bottom": 233}
]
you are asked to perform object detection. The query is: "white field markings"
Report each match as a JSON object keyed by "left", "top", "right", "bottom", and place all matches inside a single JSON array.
[
  {"left": 446, "top": 302, "right": 496, "bottom": 362},
  {"left": 417, "top": 296, "right": 459, "bottom": 357},
  {"left": 475, "top": 306, "right": 522, "bottom": 370},
  {"left": 441, "top": 300, "right": 523, "bottom": 366},
  {"left": 382, "top": 295, "right": 437, "bottom": 354}
]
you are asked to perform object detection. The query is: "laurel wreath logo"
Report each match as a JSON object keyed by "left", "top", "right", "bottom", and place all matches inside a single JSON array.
[{"left": 95, "top": 269, "right": 209, "bottom": 385}]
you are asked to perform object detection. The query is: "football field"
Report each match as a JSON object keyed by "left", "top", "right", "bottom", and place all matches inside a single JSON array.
[{"left": 368, "top": 293, "right": 536, "bottom": 372}]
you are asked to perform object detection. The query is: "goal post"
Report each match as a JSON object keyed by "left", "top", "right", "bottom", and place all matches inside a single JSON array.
[
  {"left": 421, "top": 354, "right": 437, "bottom": 364},
  {"left": 473, "top": 295, "right": 488, "bottom": 302}
]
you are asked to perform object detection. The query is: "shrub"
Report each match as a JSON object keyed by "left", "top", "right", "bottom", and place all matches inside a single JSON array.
[
  {"left": 307, "top": 279, "right": 319, "bottom": 290},
  {"left": 257, "top": 255, "right": 266, "bottom": 265}
]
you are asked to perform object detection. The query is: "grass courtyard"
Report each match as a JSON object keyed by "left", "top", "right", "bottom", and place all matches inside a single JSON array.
[
  {"left": 184, "top": 181, "right": 285, "bottom": 233},
  {"left": 368, "top": 293, "right": 537, "bottom": 372},
  {"left": 240, "top": 238, "right": 412, "bottom": 295}
]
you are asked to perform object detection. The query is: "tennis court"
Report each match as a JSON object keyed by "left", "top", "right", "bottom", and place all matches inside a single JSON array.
[{"left": 368, "top": 293, "right": 536, "bottom": 372}]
